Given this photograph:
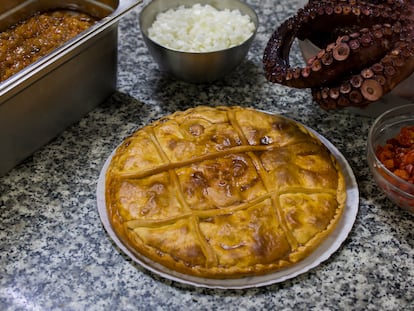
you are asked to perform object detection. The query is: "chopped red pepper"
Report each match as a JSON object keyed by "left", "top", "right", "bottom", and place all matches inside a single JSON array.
[
  {"left": 397, "top": 126, "right": 414, "bottom": 147},
  {"left": 375, "top": 126, "right": 414, "bottom": 184}
]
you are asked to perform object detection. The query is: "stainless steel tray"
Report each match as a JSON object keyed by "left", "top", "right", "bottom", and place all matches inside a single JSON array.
[{"left": 0, "top": 0, "right": 142, "bottom": 176}]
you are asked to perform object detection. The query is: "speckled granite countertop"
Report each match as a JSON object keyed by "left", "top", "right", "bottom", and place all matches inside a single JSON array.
[{"left": 1, "top": 0, "right": 413, "bottom": 310}]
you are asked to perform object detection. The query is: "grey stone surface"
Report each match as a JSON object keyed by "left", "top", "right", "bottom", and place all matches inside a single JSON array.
[{"left": 1, "top": 1, "right": 413, "bottom": 310}]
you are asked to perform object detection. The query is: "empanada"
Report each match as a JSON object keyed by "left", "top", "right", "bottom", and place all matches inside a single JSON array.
[{"left": 105, "top": 106, "right": 346, "bottom": 278}]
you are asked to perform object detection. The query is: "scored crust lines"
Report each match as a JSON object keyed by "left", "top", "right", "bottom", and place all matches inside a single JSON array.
[{"left": 112, "top": 107, "right": 342, "bottom": 270}]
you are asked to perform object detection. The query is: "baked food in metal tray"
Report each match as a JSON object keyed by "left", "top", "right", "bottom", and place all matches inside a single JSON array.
[{"left": 103, "top": 106, "right": 347, "bottom": 279}]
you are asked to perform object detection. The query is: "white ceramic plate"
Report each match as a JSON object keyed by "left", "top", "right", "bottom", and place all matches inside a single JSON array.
[{"left": 97, "top": 122, "right": 359, "bottom": 289}]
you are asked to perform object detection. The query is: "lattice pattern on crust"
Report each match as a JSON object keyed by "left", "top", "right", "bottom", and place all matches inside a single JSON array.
[{"left": 105, "top": 106, "right": 346, "bottom": 278}]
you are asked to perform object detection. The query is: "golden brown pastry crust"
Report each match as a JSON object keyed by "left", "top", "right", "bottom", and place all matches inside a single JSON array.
[{"left": 105, "top": 106, "right": 347, "bottom": 279}]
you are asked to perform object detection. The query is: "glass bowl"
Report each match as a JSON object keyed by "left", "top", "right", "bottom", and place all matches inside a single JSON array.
[{"left": 367, "top": 104, "right": 414, "bottom": 213}]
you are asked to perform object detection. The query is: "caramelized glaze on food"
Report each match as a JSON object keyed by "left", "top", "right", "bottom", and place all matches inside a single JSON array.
[
  {"left": 0, "top": 10, "right": 97, "bottom": 83},
  {"left": 105, "top": 106, "right": 347, "bottom": 278}
]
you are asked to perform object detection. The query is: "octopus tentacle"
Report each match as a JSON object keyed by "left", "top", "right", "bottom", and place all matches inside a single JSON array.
[
  {"left": 263, "top": 0, "right": 406, "bottom": 88},
  {"left": 263, "top": 0, "right": 414, "bottom": 109},
  {"left": 313, "top": 40, "right": 414, "bottom": 109},
  {"left": 296, "top": 0, "right": 403, "bottom": 47},
  {"left": 268, "top": 23, "right": 403, "bottom": 88}
]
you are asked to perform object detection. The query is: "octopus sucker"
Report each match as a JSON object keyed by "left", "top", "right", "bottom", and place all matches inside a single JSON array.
[
  {"left": 312, "top": 44, "right": 414, "bottom": 109},
  {"left": 263, "top": 0, "right": 414, "bottom": 109},
  {"left": 265, "top": 22, "right": 403, "bottom": 88}
]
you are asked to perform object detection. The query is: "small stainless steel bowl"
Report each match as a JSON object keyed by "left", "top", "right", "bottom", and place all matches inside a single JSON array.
[
  {"left": 139, "top": 0, "right": 258, "bottom": 83},
  {"left": 367, "top": 104, "right": 414, "bottom": 214}
]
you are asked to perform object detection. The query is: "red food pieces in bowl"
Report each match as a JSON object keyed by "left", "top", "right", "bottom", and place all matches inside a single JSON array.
[
  {"left": 397, "top": 126, "right": 414, "bottom": 147},
  {"left": 376, "top": 126, "right": 414, "bottom": 185}
]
